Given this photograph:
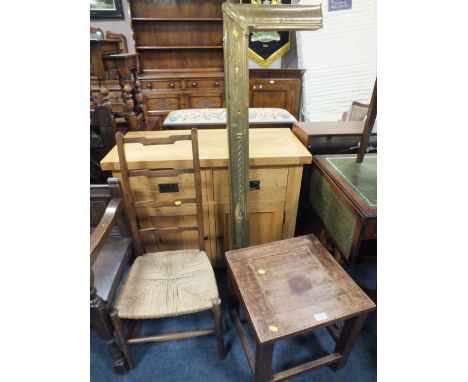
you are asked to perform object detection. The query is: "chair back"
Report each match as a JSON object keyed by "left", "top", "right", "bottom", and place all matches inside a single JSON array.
[{"left": 115, "top": 128, "right": 205, "bottom": 256}]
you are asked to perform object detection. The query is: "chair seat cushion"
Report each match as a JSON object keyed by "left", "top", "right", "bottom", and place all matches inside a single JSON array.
[
  {"left": 114, "top": 249, "right": 219, "bottom": 319},
  {"left": 163, "top": 108, "right": 297, "bottom": 126}
]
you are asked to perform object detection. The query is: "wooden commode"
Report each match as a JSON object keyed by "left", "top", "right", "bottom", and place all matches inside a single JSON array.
[{"left": 100, "top": 128, "right": 311, "bottom": 265}]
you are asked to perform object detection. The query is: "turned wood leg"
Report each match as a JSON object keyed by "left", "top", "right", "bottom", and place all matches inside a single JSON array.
[
  {"left": 331, "top": 313, "right": 369, "bottom": 371},
  {"left": 110, "top": 309, "right": 135, "bottom": 369},
  {"left": 255, "top": 342, "right": 274, "bottom": 382},
  {"left": 90, "top": 288, "right": 128, "bottom": 374},
  {"left": 211, "top": 298, "right": 226, "bottom": 360}
]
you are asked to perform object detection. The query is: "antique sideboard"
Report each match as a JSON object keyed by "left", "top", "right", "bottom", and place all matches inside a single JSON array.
[
  {"left": 138, "top": 69, "right": 304, "bottom": 123},
  {"left": 100, "top": 128, "right": 311, "bottom": 265}
]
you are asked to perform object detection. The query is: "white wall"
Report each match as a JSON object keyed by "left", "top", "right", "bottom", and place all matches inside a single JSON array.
[
  {"left": 297, "top": 0, "right": 376, "bottom": 121},
  {"left": 90, "top": 0, "right": 135, "bottom": 53}
]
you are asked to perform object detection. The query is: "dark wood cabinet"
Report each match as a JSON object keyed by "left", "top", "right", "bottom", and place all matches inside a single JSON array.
[
  {"left": 128, "top": 1, "right": 304, "bottom": 123},
  {"left": 139, "top": 69, "right": 303, "bottom": 122}
]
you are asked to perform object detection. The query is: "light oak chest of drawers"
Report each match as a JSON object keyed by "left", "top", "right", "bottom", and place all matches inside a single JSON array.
[{"left": 100, "top": 128, "right": 311, "bottom": 265}]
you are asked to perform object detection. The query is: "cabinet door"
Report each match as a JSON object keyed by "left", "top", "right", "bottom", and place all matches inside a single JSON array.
[
  {"left": 214, "top": 201, "right": 285, "bottom": 260},
  {"left": 249, "top": 79, "right": 301, "bottom": 118}
]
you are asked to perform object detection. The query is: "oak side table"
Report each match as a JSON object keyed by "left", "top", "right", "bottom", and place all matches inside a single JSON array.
[{"left": 225, "top": 234, "right": 376, "bottom": 382}]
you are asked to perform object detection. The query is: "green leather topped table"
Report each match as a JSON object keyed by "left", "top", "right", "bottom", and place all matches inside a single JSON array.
[{"left": 309, "top": 154, "right": 377, "bottom": 263}]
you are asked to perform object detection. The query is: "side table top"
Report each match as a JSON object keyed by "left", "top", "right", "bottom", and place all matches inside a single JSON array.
[
  {"left": 225, "top": 234, "right": 375, "bottom": 344},
  {"left": 314, "top": 154, "right": 377, "bottom": 216}
]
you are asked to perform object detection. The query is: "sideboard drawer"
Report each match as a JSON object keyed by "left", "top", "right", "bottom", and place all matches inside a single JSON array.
[
  {"left": 142, "top": 79, "right": 182, "bottom": 91},
  {"left": 186, "top": 79, "right": 224, "bottom": 89}
]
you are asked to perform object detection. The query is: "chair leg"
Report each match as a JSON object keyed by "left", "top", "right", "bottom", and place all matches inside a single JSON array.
[
  {"left": 211, "top": 298, "right": 226, "bottom": 360},
  {"left": 90, "top": 291, "right": 128, "bottom": 374},
  {"left": 110, "top": 309, "right": 135, "bottom": 369}
]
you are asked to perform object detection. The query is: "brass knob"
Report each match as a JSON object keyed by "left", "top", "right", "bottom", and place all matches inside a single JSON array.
[
  {"left": 146, "top": 83, "right": 152, "bottom": 89},
  {"left": 192, "top": 82, "right": 197, "bottom": 88},
  {"left": 170, "top": 82, "right": 175, "bottom": 88},
  {"left": 215, "top": 81, "right": 220, "bottom": 87}
]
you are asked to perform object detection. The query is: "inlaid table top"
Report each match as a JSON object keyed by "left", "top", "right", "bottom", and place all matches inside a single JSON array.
[
  {"left": 314, "top": 154, "right": 377, "bottom": 216},
  {"left": 225, "top": 234, "right": 375, "bottom": 344}
]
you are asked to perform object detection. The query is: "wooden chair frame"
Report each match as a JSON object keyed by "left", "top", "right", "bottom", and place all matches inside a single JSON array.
[
  {"left": 90, "top": 178, "right": 132, "bottom": 374},
  {"left": 110, "top": 128, "right": 225, "bottom": 369}
]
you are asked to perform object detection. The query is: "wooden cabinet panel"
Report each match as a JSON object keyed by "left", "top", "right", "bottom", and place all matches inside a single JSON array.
[
  {"left": 146, "top": 95, "right": 183, "bottom": 111},
  {"left": 186, "top": 94, "right": 224, "bottom": 109},
  {"left": 214, "top": 201, "right": 285, "bottom": 262}
]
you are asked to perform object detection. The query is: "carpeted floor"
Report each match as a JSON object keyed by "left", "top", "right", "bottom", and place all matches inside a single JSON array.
[{"left": 91, "top": 262, "right": 376, "bottom": 382}]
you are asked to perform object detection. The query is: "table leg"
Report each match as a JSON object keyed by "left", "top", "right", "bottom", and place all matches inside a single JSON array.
[
  {"left": 331, "top": 313, "right": 369, "bottom": 371},
  {"left": 227, "top": 269, "right": 240, "bottom": 315},
  {"left": 255, "top": 342, "right": 274, "bottom": 382}
]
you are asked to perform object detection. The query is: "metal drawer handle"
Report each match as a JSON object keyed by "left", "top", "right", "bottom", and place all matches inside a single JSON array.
[
  {"left": 158, "top": 183, "right": 179, "bottom": 193},
  {"left": 146, "top": 83, "right": 152, "bottom": 89},
  {"left": 170, "top": 82, "right": 175, "bottom": 88},
  {"left": 249, "top": 180, "right": 260, "bottom": 191},
  {"left": 192, "top": 82, "right": 197, "bottom": 88},
  {"left": 215, "top": 81, "right": 220, "bottom": 87}
]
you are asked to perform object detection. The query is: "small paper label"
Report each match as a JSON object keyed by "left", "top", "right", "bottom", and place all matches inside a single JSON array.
[
  {"left": 269, "top": 325, "right": 278, "bottom": 333},
  {"left": 257, "top": 269, "right": 266, "bottom": 275},
  {"left": 199, "top": 156, "right": 209, "bottom": 159},
  {"left": 314, "top": 312, "right": 328, "bottom": 321}
]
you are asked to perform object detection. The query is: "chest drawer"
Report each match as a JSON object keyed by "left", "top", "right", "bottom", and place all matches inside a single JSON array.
[
  {"left": 213, "top": 167, "right": 289, "bottom": 204},
  {"left": 185, "top": 79, "right": 224, "bottom": 89},
  {"left": 141, "top": 80, "right": 182, "bottom": 91}
]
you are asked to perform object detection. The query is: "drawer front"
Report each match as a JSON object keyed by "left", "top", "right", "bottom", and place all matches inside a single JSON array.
[
  {"left": 116, "top": 171, "right": 208, "bottom": 203},
  {"left": 141, "top": 80, "right": 182, "bottom": 91},
  {"left": 146, "top": 96, "right": 182, "bottom": 111},
  {"left": 213, "top": 167, "right": 289, "bottom": 204},
  {"left": 186, "top": 79, "right": 224, "bottom": 89},
  {"left": 188, "top": 95, "right": 223, "bottom": 109}
]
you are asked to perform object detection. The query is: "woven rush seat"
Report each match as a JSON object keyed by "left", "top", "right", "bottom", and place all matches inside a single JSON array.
[{"left": 114, "top": 249, "right": 219, "bottom": 320}]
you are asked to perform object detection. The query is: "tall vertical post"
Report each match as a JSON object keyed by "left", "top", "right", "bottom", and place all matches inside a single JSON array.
[
  {"left": 223, "top": 10, "right": 251, "bottom": 250},
  {"left": 222, "top": 3, "right": 323, "bottom": 250}
]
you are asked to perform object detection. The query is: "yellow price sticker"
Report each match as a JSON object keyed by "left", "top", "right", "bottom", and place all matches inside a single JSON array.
[
  {"left": 269, "top": 325, "right": 278, "bottom": 333},
  {"left": 175, "top": 201, "right": 182, "bottom": 206},
  {"left": 257, "top": 269, "right": 266, "bottom": 275}
]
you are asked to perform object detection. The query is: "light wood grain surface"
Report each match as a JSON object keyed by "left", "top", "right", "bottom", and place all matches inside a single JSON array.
[{"left": 100, "top": 128, "right": 312, "bottom": 171}]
